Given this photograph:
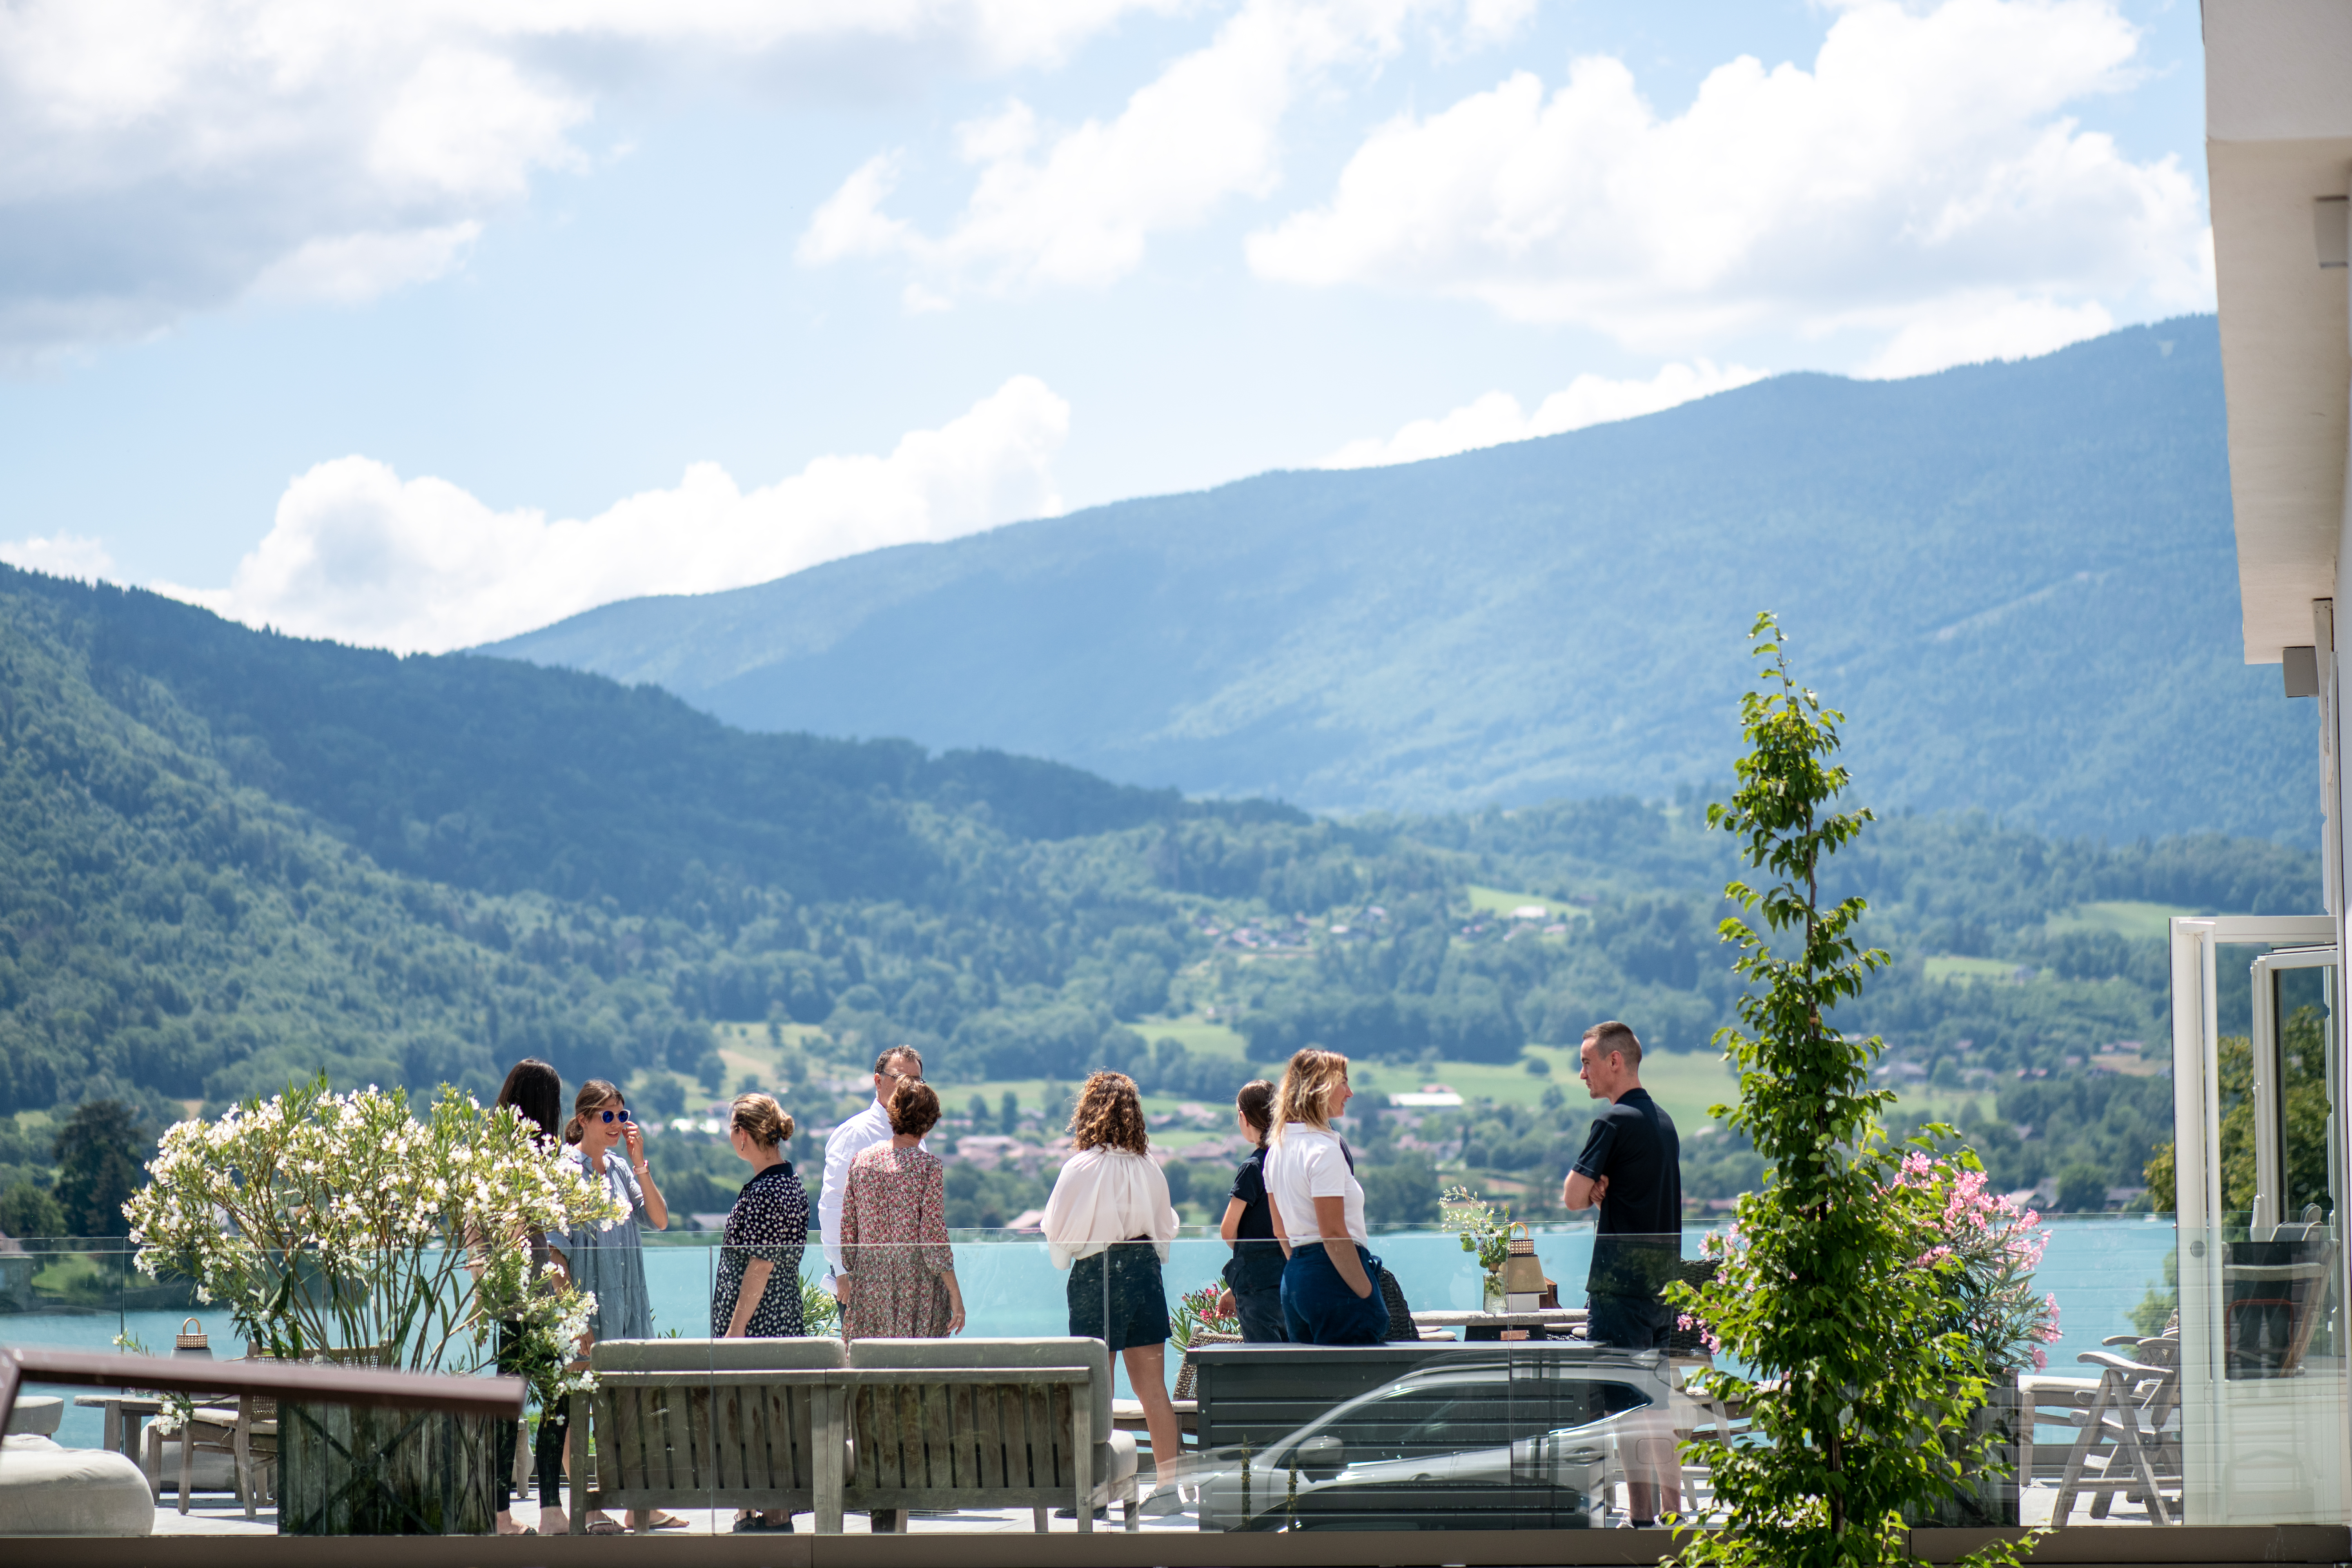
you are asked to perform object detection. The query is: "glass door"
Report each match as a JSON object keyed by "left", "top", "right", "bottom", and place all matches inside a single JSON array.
[{"left": 2169, "top": 916, "right": 2347, "bottom": 1525}]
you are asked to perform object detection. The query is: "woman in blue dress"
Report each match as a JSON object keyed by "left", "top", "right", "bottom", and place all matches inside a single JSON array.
[{"left": 554, "top": 1078, "right": 678, "bottom": 1534}]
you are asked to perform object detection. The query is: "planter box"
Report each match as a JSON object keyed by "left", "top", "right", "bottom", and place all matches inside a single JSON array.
[
  {"left": 278, "top": 1404, "right": 502, "bottom": 1535},
  {"left": 1906, "top": 1384, "right": 2023, "bottom": 1529}
]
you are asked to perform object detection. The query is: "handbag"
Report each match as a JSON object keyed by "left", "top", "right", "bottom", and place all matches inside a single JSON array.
[{"left": 1500, "top": 1223, "right": 1546, "bottom": 1295}]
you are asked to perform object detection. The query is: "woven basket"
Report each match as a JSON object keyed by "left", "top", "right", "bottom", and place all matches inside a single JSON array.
[{"left": 1173, "top": 1330, "right": 1241, "bottom": 1400}]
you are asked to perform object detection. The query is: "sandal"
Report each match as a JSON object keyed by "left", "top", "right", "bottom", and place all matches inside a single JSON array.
[
  {"left": 585, "top": 1519, "right": 626, "bottom": 1535},
  {"left": 640, "top": 1512, "right": 690, "bottom": 1531}
]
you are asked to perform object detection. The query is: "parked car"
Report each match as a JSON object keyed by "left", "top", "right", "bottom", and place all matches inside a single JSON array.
[{"left": 1193, "top": 1348, "right": 1671, "bottom": 1531}]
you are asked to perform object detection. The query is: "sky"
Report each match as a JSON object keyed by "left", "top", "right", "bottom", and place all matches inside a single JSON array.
[{"left": 0, "top": 0, "right": 2212, "bottom": 655}]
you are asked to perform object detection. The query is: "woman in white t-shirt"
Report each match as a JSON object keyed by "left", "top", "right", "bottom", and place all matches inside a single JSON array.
[{"left": 1265, "top": 1047, "right": 1389, "bottom": 1345}]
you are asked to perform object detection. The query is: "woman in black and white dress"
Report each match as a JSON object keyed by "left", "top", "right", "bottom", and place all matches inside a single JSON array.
[{"left": 712, "top": 1093, "right": 809, "bottom": 1533}]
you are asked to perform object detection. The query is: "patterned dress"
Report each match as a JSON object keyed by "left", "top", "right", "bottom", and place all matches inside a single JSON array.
[
  {"left": 838, "top": 1142, "right": 955, "bottom": 1339},
  {"left": 711, "top": 1160, "right": 809, "bottom": 1339}
]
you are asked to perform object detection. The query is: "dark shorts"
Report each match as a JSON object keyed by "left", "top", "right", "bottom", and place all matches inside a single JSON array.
[
  {"left": 1586, "top": 1292, "right": 1675, "bottom": 1351},
  {"left": 1230, "top": 1283, "right": 1289, "bottom": 1343},
  {"left": 1069, "top": 1240, "right": 1171, "bottom": 1352}
]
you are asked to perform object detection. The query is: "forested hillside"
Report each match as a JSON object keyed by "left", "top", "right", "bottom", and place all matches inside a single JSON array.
[
  {"left": 0, "top": 566, "right": 2314, "bottom": 1226},
  {"left": 486, "top": 318, "right": 2314, "bottom": 847}
]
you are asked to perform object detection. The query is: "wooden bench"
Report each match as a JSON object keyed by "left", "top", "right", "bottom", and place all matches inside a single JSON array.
[
  {"left": 571, "top": 1337, "right": 839, "bottom": 1533},
  {"left": 570, "top": 1336, "right": 1139, "bottom": 1534},
  {"left": 841, "top": 1337, "right": 1140, "bottom": 1534}
]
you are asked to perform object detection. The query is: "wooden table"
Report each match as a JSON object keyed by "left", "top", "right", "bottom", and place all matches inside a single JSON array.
[
  {"left": 74, "top": 1392, "right": 167, "bottom": 1461},
  {"left": 1411, "top": 1308, "right": 1589, "bottom": 1341}
]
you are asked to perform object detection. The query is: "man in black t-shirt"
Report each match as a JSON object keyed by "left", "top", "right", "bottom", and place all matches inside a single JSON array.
[
  {"left": 1561, "top": 1019, "right": 1682, "bottom": 1523},
  {"left": 1562, "top": 1020, "right": 1682, "bottom": 1338}
]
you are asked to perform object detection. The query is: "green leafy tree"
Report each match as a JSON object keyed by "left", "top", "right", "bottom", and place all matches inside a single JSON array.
[
  {"left": 2054, "top": 1164, "right": 2107, "bottom": 1215},
  {"left": 0, "top": 1179, "right": 64, "bottom": 1238},
  {"left": 52, "top": 1100, "right": 146, "bottom": 1239},
  {"left": 1673, "top": 615, "right": 2031, "bottom": 1568}
]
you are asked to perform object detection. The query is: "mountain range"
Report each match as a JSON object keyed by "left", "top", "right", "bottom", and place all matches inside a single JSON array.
[{"left": 486, "top": 316, "right": 2312, "bottom": 846}]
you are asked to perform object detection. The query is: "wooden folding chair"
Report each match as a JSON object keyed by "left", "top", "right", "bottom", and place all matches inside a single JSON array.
[{"left": 2051, "top": 1343, "right": 2179, "bottom": 1524}]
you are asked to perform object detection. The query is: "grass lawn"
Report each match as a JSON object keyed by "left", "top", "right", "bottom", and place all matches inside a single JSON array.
[
  {"left": 1128, "top": 1016, "right": 1250, "bottom": 1057},
  {"left": 1466, "top": 883, "right": 1548, "bottom": 915},
  {"left": 1924, "top": 955, "right": 2032, "bottom": 982},
  {"left": 2047, "top": 900, "right": 2195, "bottom": 942}
]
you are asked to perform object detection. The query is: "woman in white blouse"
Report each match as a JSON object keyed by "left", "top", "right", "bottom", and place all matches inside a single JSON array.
[
  {"left": 1266, "top": 1047, "right": 1390, "bottom": 1345},
  {"left": 1041, "top": 1071, "right": 1183, "bottom": 1474}
]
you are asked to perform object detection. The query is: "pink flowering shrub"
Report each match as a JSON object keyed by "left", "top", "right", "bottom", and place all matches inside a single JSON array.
[{"left": 1893, "top": 1151, "right": 2062, "bottom": 1372}]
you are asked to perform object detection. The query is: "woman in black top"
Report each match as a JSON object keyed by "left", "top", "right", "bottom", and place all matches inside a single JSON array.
[
  {"left": 486, "top": 1060, "right": 568, "bottom": 1536},
  {"left": 714, "top": 1094, "right": 809, "bottom": 1339},
  {"left": 714, "top": 1093, "right": 810, "bottom": 1533},
  {"left": 1215, "top": 1080, "right": 1287, "bottom": 1341}
]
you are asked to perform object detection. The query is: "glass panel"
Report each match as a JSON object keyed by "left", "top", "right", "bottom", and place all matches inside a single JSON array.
[{"left": 8, "top": 1216, "right": 2348, "bottom": 1534}]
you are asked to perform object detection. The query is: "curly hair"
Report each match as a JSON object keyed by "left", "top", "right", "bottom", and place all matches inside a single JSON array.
[
  {"left": 1068, "top": 1071, "right": 1149, "bottom": 1156},
  {"left": 1271, "top": 1048, "right": 1350, "bottom": 1144},
  {"left": 887, "top": 1078, "right": 942, "bottom": 1139}
]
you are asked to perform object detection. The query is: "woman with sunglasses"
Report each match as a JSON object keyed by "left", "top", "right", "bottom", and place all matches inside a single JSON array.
[{"left": 555, "top": 1079, "right": 677, "bottom": 1532}]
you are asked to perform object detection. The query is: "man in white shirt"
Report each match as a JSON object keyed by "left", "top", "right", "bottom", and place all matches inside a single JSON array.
[{"left": 817, "top": 1044, "right": 928, "bottom": 1296}]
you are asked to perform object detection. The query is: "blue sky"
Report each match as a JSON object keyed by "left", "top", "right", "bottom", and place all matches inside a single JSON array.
[{"left": 0, "top": 0, "right": 2210, "bottom": 653}]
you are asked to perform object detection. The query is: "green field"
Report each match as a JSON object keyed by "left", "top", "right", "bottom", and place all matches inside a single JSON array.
[
  {"left": 2047, "top": 900, "right": 2195, "bottom": 941},
  {"left": 1924, "top": 955, "right": 2034, "bottom": 982},
  {"left": 1466, "top": 884, "right": 1575, "bottom": 919},
  {"left": 1128, "top": 1016, "right": 1250, "bottom": 1057}
]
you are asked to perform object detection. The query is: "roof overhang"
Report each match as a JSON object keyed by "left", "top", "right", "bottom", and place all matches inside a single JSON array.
[{"left": 2207, "top": 0, "right": 2352, "bottom": 663}]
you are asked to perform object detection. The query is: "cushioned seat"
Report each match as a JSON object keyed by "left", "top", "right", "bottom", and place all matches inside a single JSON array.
[
  {"left": 0, "top": 1435, "right": 154, "bottom": 1535},
  {"left": 3, "top": 1396, "right": 61, "bottom": 1436}
]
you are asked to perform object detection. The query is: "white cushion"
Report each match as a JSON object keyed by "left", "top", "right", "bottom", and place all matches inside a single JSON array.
[
  {"left": 0, "top": 1436, "right": 153, "bottom": 1535},
  {"left": 592, "top": 1336, "right": 845, "bottom": 1373},
  {"left": 3, "top": 1396, "right": 61, "bottom": 1436}
]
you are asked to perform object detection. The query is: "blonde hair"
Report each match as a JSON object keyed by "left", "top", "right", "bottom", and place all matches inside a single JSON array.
[
  {"left": 1271, "top": 1048, "right": 1350, "bottom": 1143},
  {"left": 730, "top": 1093, "right": 794, "bottom": 1149},
  {"left": 1069, "top": 1071, "right": 1149, "bottom": 1156}
]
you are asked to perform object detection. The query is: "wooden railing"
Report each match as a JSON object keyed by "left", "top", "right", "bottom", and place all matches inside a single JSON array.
[{"left": 0, "top": 1344, "right": 523, "bottom": 1429}]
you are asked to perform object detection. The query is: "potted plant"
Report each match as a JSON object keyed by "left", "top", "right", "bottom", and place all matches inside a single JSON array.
[
  {"left": 125, "top": 1077, "right": 621, "bottom": 1535},
  {"left": 1171, "top": 1283, "right": 1241, "bottom": 1400},
  {"left": 1895, "top": 1150, "right": 2060, "bottom": 1526},
  {"left": 1441, "top": 1187, "right": 1514, "bottom": 1311}
]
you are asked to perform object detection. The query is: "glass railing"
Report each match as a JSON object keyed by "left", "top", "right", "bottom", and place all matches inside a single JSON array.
[{"left": 0, "top": 1215, "right": 2334, "bottom": 1536}]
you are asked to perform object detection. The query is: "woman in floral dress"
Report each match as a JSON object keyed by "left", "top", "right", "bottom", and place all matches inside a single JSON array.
[{"left": 837, "top": 1079, "right": 965, "bottom": 1340}]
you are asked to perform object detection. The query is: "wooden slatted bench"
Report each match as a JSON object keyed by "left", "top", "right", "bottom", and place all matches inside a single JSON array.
[
  {"left": 570, "top": 1337, "right": 839, "bottom": 1534},
  {"left": 841, "top": 1338, "right": 1140, "bottom": 1534},
  {"left": 569, "top": 1336, "right": 1139, "bottom": 1534}
]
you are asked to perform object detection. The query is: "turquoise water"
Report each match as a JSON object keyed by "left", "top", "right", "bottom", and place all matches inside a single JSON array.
[{"left": 4, "top": 1216, "right": 2177, "bottom": 1449}]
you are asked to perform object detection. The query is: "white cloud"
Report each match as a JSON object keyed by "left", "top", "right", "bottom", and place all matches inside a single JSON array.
[
  {"left": 798, "top": 0, "right": 1484, "bottom": 299},
  {"left": 1247, "top": 0, "right": 2209, "bottom": 371},
  {"left": 161, "top": 375, "right": 1071, "bottom": 655},
  {"left": 0, "top": 1, "right": 1174, "bottom": 355},
  {"left": 1855, "top": 293, "right": 2114, "bottom": 379},
  {"left": 1320, "top": 358, "right": 1767, "bottom": 468},
  {"left": 0, "top": 533, "right": 117, "bottom": 580}
]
